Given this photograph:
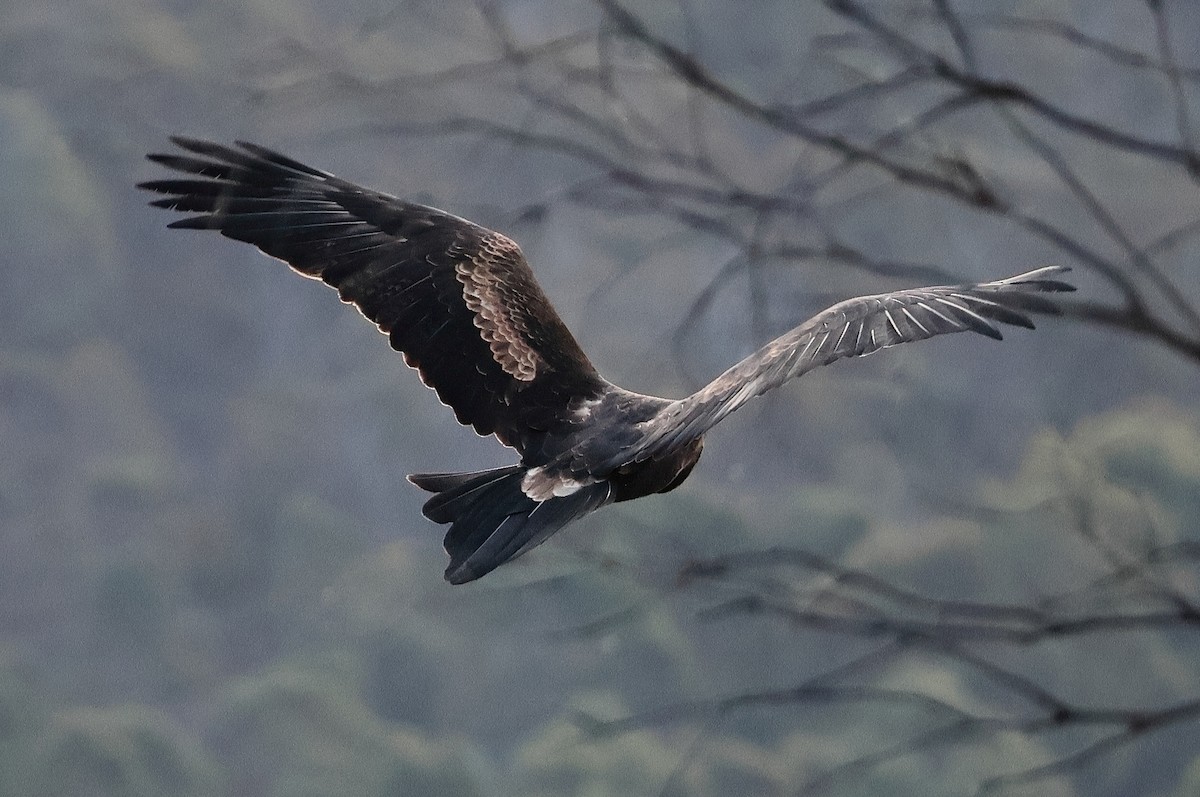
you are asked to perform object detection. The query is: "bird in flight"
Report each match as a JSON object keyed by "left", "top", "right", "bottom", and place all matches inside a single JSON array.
[{"left": 140, "top": 138, "right": 1074, "bottom": 584}]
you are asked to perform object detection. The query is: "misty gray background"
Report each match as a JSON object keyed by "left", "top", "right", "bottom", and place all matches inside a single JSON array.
[{"left": 2, "top": 1, "right": 1198, "bottom": 795}]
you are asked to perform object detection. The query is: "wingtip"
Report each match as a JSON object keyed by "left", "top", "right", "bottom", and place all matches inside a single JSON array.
[
  {"left": 1043, "top": 281, "right": 1076, "bottom": 293},
  {"left": 1002, "top": 265, "right": 1076, "bottom": 292},
  {"left": 146, "top": 137, "right": 223, "bottom": 169},
  {"left": 167, "top": 134, "right": 214, "bottom": 152},
  {"left": 1029, "top": 264, "right": 1070, "bottom": 276},
  {"left": 166, "top": 216, "right": 217, "bottom": 230}
]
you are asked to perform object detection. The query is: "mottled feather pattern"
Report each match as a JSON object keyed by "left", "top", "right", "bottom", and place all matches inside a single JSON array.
[
  {"left": 140, "top": 137, "right": 604, "bottom": 454},
  {"left": 455, "top": 234, "right": 544, "bottom": 381},
  {"left": 142, "top": 138, "right": 1074, "bottom": 584},
  {"left": 600, "top": 266, "right": 1075, "bottom": 470}
]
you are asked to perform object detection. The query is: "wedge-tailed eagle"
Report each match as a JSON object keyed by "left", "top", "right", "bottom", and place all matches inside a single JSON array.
[{"left": 140, "top": 138, "right": 1074, "bottom": 584}]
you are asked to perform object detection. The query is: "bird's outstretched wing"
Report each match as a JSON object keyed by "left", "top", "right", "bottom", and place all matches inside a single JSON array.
[
  {"left": 614, "top": 266, "right": 1074, "bottom": 465},
  {"left": 139, "top": 138, "right": 607, "bottom": 453}
]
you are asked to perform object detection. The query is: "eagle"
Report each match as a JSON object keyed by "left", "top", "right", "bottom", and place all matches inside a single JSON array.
[{"left": 140, "top": 138, "right": 1074, "bottom": 584}]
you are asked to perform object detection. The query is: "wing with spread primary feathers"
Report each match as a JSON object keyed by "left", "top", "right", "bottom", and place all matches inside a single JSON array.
[
  {"left": 614, "top": 266, "right": 1074, "bottom": 465},
  {"left": 139, "top": 137, "right": 607, "bottom": 453}
]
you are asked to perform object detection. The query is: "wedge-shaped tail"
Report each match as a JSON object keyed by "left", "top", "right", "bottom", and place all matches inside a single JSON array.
[
  {"left": 141, "top": 139, "right": 1076, "bottom": 585},
  {"left": 409, "top": 466, "right": 612, "bottom": 584}
]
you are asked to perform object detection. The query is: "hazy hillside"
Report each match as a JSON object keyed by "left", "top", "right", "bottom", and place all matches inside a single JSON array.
[{"left": 1, "top": 1, "right": 1198, "bottom": 795}]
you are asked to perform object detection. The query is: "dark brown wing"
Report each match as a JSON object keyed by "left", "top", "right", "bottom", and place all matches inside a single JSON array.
[
  {"left": 139, "top": 137, "right": 607, "bottom": 453},
  {"left": 606, "top": 266, "right": 1074, "bottom": 467}
]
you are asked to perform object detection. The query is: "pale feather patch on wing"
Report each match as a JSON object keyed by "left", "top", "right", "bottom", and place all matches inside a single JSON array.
[
  {"left": 730, "top": 380, "right": 758, "bottom": 407},
  {"left": 455, "top": 233, "right": 543, "bottom": 382},
  {"left": 521, "top": 466, "right": 594, "bottom": 501}
]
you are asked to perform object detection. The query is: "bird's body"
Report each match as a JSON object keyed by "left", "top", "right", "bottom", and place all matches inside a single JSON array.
[{"left": 141, "top": 138, "right": 1074, "bottom": 583}]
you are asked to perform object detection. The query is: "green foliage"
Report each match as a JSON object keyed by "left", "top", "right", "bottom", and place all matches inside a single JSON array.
[
  {"left": 1078, "top": 402, "right": 1200, "bottom": 544},
  {"left": 1173, "top": 756, "right": 1200, "bottom": 797},
  {"left": 1, "top": 2, "right": 1196, "bottom": 794},
  {"left": 35, "top": 705, "right": 219, "bottom": 797},
  {"left": 0, "top": 89, "right": 121, "bottom": 349},
  {"left": 517, "top": 692, "right": 711, "bottom": 797},
  {"left": 0, "top": 663, "right": 46, "bottom": 797},
  {"left": 985, "top": 400, "right": 1200, "bottom": 567},
  {"left": 211, "top": 659, "right": 483, "bottom": 797},
  {"left": 95, "top": 564, "right": 165, "bottom": 645}
]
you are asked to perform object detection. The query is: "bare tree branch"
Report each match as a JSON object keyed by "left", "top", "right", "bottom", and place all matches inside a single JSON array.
[{"left": 245, "top": 6, "right": 1200, "bottom": 790}]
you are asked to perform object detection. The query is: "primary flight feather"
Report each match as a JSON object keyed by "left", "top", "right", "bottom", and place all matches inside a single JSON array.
[{"left": 140, "top": 138, "right": 1074, "bottom": 584}]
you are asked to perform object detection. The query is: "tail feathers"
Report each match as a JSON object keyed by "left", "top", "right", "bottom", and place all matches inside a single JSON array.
[
  {"left": 408, "top": 466, "right": 524, "bottom": 523},
  {"left": 408, "top": 465, "right": 611, "bottom": 584}
]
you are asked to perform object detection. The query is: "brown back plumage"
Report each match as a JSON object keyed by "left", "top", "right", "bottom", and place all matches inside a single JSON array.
[{"left": 141, "top": 138, "right": 1074, "bottom": 583}]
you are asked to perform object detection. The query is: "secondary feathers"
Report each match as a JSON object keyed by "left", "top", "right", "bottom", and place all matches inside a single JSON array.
[{"left": 141, "top": 138, "right": 1074, "bottom": 583}]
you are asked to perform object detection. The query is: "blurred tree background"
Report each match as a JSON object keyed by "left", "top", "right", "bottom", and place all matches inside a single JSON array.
[{"left": 1, "top": 0, "right": 1198, "bottom": 795}]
